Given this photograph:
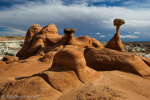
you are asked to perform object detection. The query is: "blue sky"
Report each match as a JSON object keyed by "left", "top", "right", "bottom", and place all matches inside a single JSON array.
[{"left": 0, "top": 0, "right": 150, "bottom": 41}]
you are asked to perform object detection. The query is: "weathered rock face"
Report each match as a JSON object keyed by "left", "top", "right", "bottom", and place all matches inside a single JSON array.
[
  {"left": 84, "top": 47, "right": 150, "bottom": 78},
  {"left": 91, "top": 38, "right": 103, "bottom": 49},
  {"left": 105, "top": 19, "right": 126, "bottom": 52},
  {"left": 16, "top": 24, "right": 42, "bottom": 57},
  {"left": 53, "top": 45, "right": 102, "bottom": 83},
  {"left": 105, "top": 32, "right": 126, "bottom": 52},
  {"left": 16, "top": 27, "right": 103, "bottom": 58},
  {"left": 1, "top": 20, "right": 150, "bottom": 100},
  {"left": 16, "top": 23, "right": 63, "bottom": 57},
  {"left": 2, "top": 56, "right": 18, "bottom": 64}
]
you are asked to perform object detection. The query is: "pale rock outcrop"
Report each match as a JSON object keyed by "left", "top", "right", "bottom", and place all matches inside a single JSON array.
[{"left": 8, "top": 42, "right": 21, "bottom": 48}]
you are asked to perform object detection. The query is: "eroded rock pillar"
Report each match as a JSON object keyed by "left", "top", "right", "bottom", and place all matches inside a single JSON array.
[
  {"left": 105, "top": 19, "right": 126, "bottom": 52},
  {"left": 60, "top": 28, "right": 76, "bottom": 45}
]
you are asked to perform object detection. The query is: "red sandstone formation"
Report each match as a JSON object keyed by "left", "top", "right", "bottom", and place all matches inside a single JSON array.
[
  {"left": 2, "top": 56, "right": 18, "bottom": 64},
  {"left": 105, "top": 19, "right": 126, "bottom": 52},
  {"left": 84, "top": 47, "right": 150, "bottom": 78},
  {"left": 1, "top": 19, "right": 150, "bottom": 100},
  {"left": 60, "top": 28, "right": 76, "bottom": 45},
  {"left": 17, "top": 23, "right": 63, "bottom": 58},
  {"left": 16, "top": 24, "right": 42, "bottom": 57},
  {"left": 91, "top": 38, "right": 103, "bottom": 49},
  {"left": 0, "top": 60, "right": 6, "bottom": 65}
]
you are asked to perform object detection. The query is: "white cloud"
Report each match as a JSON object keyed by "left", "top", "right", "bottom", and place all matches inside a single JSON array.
[
  {"left": 143, "top": 32, "right": 150, "bottom": 36},
  {"left": 73, "top": 0, "right": 120, "bottom": 4},
  {"left": 0, "top": 0, "right": 149, "bottom": 28},
  {"left": 102, "top": 21, "right": 109, "bottom": 24},
  {"left": 108, "top": 34, "right": 111, "bottom": 36},
  {"left": 0, "top": 0, "right": 25, "bottom": 3},
  {"left": 126, "top": 20, "right": 150, "bottom": 28},
  {"left": 123, "top": 0, "right": 135, "bottom": 5},
  {"left": 0, "top": 28, "right": 26, "bottom": 36},
  {"left": 134, "top": 32, "right": 141, "bottom": 35},
  {"left": 90, "top": 21, "right": 95, "bottom": 24},
  {"left": 96, "top": 32, "right": 100, "bottom": 34},
  {"left": 0, "top": 0, "right": 150, "bottom": 38},
  {"left": 100, "top": 35, "right": 106, "bottom": 38},
  {"left": 143, "top": 32, "right": 150, "bottom": 34},
  {"left": 120, "top": 35, "right": 139, "bottom": 38}
]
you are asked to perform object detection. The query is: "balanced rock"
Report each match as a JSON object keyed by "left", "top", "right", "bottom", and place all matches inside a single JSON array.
[
  {"left": 64, "top": 28, "right": 76, "bottom": 33},
  {"left": 60, "top": 28, "right": 99, "bottom": 48},
  {"left": 114, "top": 19, "right": 125, "bottom": 26},
  {"left": 105, "top": 18, "right": 126, "bottom": 52},
  {"left": 60, "top": 28, "right": 76, "bottom": 45}
]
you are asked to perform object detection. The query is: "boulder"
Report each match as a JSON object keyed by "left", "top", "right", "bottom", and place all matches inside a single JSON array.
[
  {"left": 8, "top": 42, "right": 21, "bottom": 48},
  {"left": 114, "top": 19, "right": 125, "bottom": 26},
  {"left": 5, "top": 50, "right": 18, "bottom": 56},
  {"left": 0, "top": 56, "right": 3, "bottom": 60},
  {"left": 2, "top": 56, "right": 18, "bottom": 64}
]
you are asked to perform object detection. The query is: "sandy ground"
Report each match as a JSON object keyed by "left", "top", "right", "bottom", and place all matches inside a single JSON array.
[{"left": 57, "top": 71, "right": 150, "bottom": 100}]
